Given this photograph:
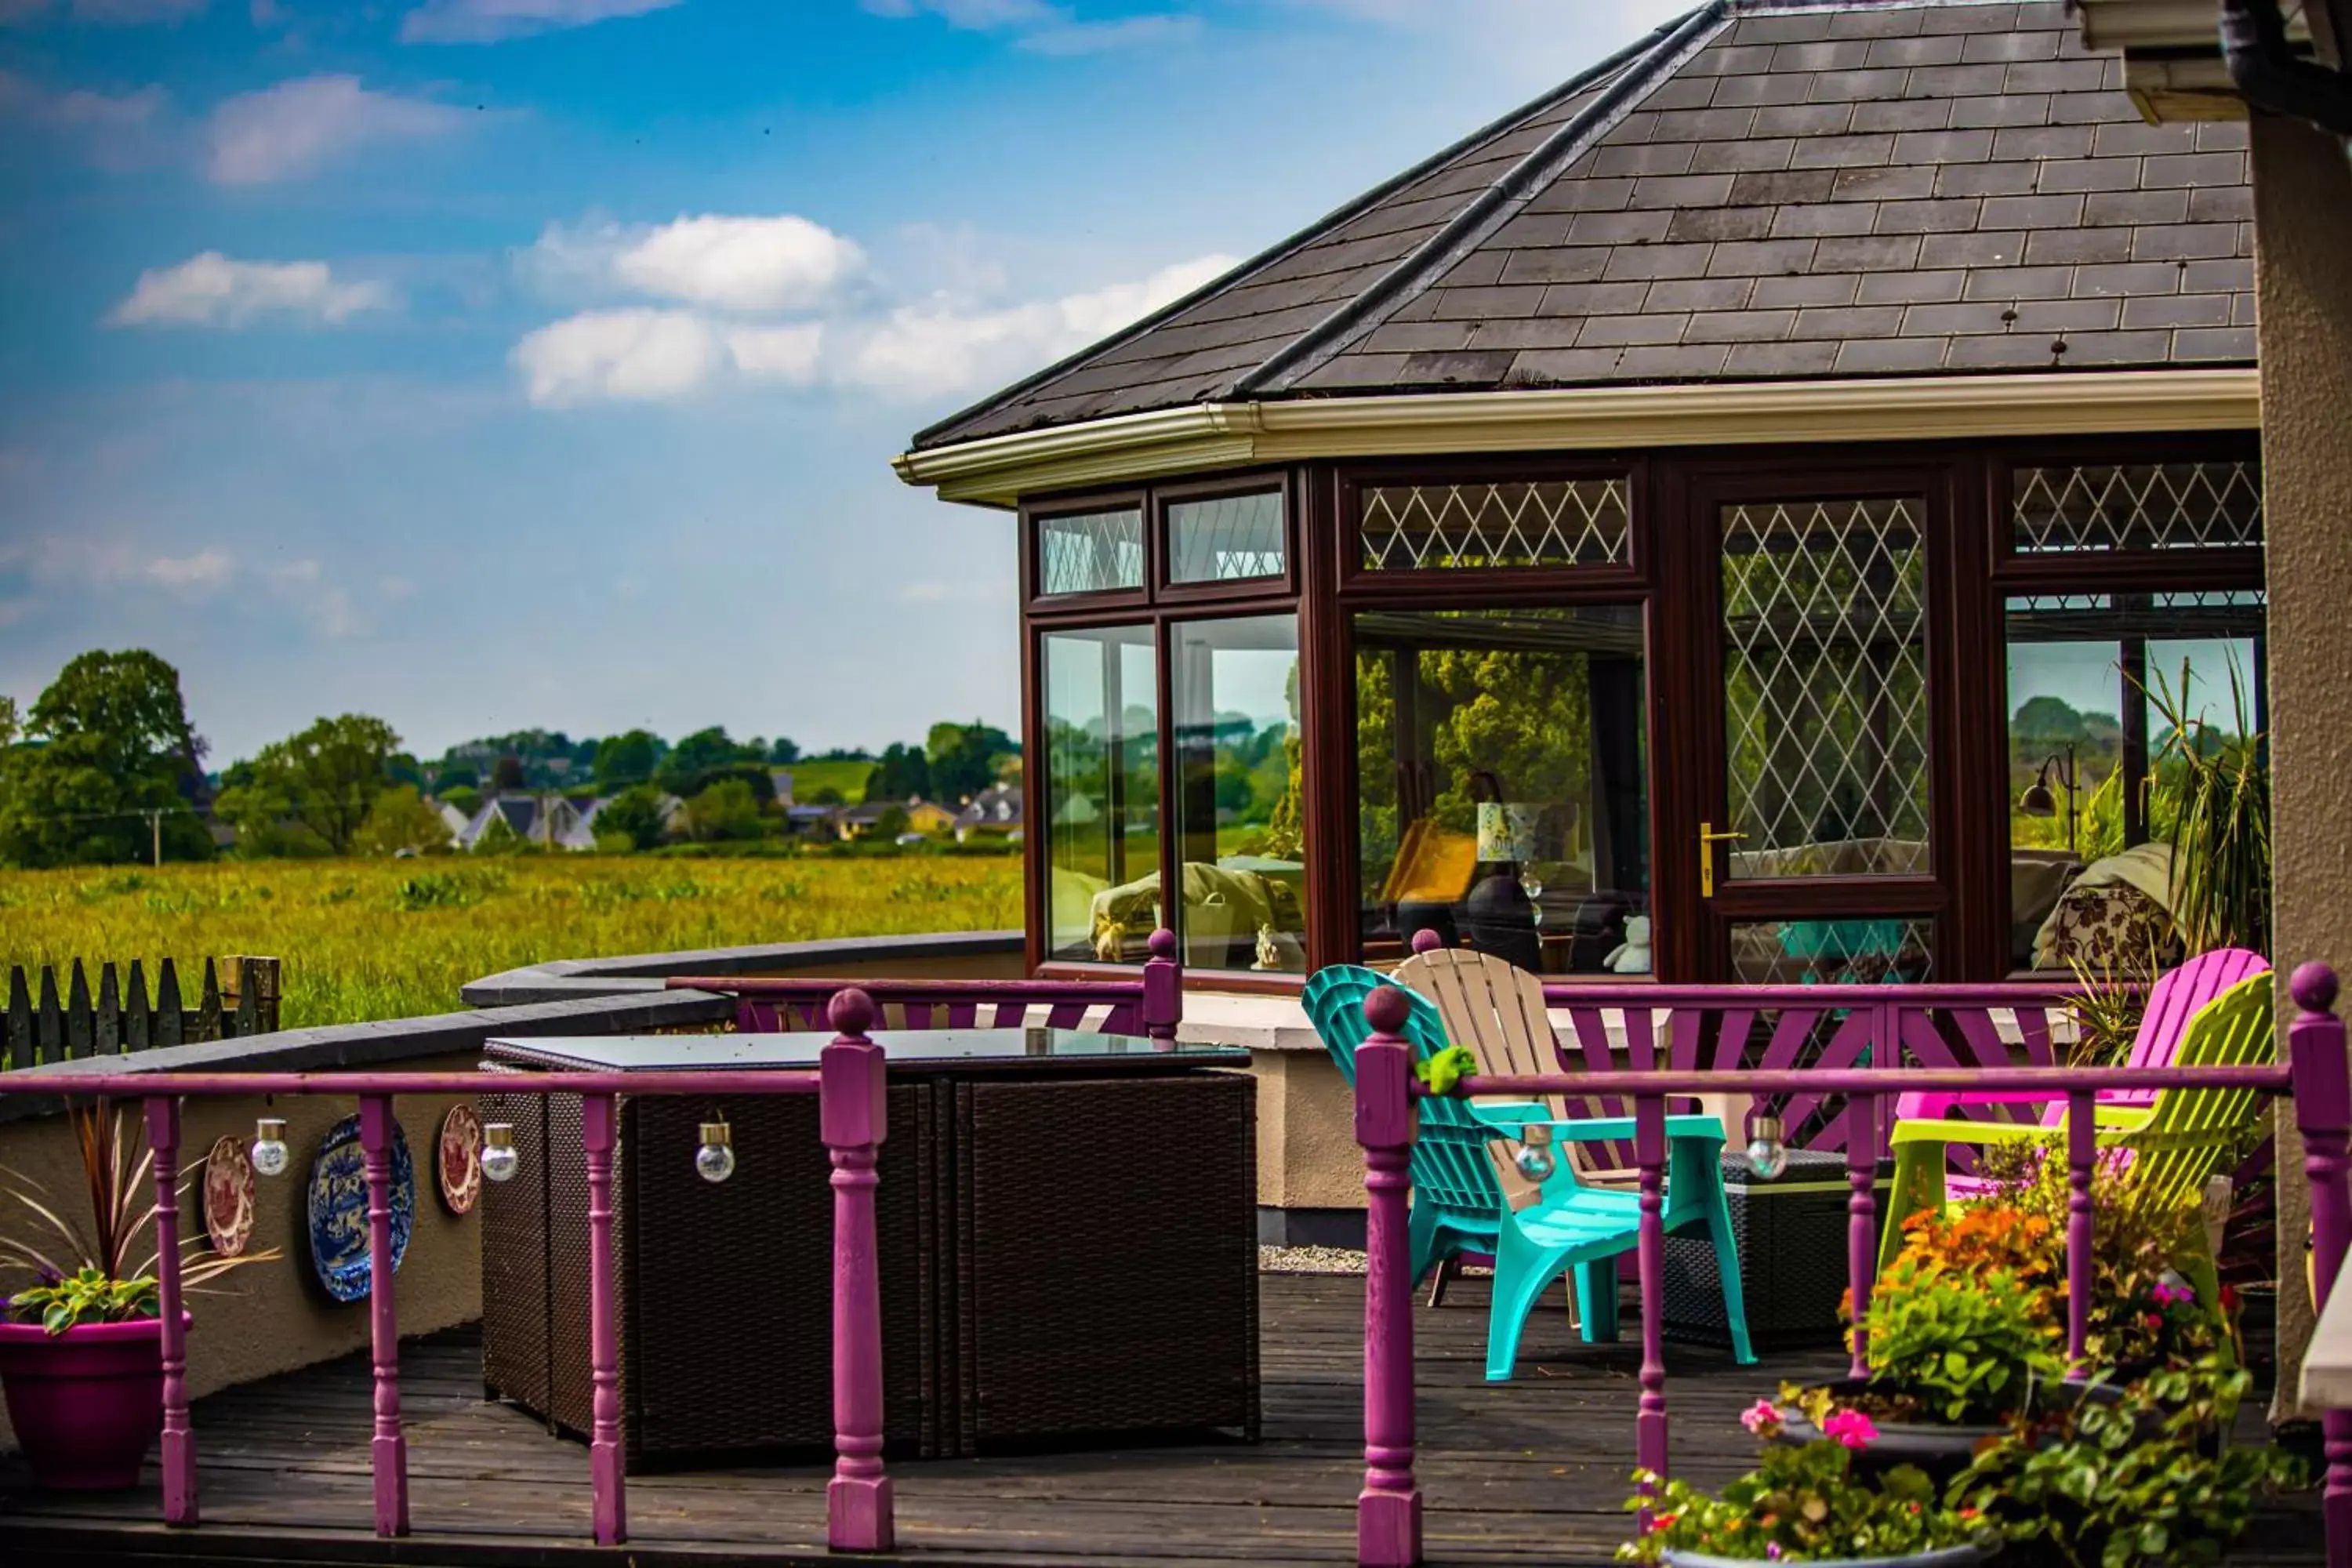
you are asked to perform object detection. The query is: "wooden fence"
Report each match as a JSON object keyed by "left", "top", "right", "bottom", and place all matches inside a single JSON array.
[{"left": 2, "top": 956, "right": 281, "bottom": 1070}]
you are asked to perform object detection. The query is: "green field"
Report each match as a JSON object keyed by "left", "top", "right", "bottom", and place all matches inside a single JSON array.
[
  {"left": 0, "top": 857, "right": 1022, "bottom": 1028},
  {"left": 783, "top": 760, "right": 871, "bottom": 804}
]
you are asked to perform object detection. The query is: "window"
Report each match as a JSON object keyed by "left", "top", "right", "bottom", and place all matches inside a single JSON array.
[
  {"left": 2002, "top": 591, "right": 2265, "bottom": 969},
  {"left": 1167, "top": 490, "right": 1284, "bottom": 584},
  {"left": 1038, "top": 506, "right": 1144, "bottom": 597},
  {"left": 1359, "top": 477, "right": 1630, "bottom": 571},
  {"left": 1171, "top": 615, "right": 1306, "bottom": 972},
  {"left": 1040, "top": 626, "right": 1159, "bottom": 962},
  {"left": 2011, "top": 460, "right": 2260, "bottom": 555},
  {"left": 1353, "top": 606, "right": 1648, "bottom": 975}
]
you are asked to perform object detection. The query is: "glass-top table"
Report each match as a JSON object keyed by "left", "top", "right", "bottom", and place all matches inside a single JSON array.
[
  {"left": 485, "top": 1029, "right": 1250, "bottom": 1074},
  {"left": 476, "top": 1025, "right": 1258, "bottom": 1468}
]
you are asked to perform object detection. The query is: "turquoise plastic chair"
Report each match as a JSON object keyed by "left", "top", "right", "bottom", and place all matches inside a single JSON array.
[{"left": 1304, "top": 964, "right": 1756, "bottom": 1379}]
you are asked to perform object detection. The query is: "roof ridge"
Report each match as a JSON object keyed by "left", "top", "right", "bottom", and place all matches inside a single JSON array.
[
  {"left": 909, "top": 11, "right": 1702, "bottom": 452},
  {"left": 1233, "top": 2, "right": 1733, "bottom": 398}
]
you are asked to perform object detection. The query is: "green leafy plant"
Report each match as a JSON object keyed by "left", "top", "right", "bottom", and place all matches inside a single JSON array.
[
  {"left": 1842, "top": 1208, "right": 2065, "bottom": 1423},
  {"left": 2060, "top": 935, "right": 2160, "bottom": 1069},
  {"left": 1617, "top": 1439, "right": 1992, "bottom": 1563},
  {"left": 2145, "top": 656, "right": 2270, "bottom": 956},
  {"left": 3, "top": 1100, "right": 277, "bottom": 1337},
  {"left": 1956, "top": 1357, "right": 2297, "bottom": 1568}
]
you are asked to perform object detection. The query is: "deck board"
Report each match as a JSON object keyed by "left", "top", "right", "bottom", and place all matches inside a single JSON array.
[{"left": 0, "top": 1274, "right": 2325, "bottom": 1566}]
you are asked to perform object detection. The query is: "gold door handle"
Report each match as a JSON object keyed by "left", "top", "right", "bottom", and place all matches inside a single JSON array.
[{"left": 1698, "top": 821, "right": 1744, "bottom": 899}]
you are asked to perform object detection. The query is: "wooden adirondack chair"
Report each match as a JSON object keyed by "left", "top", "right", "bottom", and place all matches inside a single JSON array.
[
  {"left": 1395, "top": 946, "right": 1753, "bottom": 1308},
  {"left": 1305, "top": 964, "right": 1756, "bottom": 1378},
  {"left": 1892, "top": 946, "right": 2268, "bottom": 1127},
  {"left": 1878, "top": 969, "right": 2275, "bottom": 1285}
]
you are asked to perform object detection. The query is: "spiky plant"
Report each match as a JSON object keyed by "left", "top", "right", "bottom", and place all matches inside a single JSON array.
[{"left": 2146, "top": 656, "right": 2270, "bottom": 956}]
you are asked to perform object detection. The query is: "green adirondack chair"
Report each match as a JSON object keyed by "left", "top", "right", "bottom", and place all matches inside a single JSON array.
[
  {"left": 1879, "top": 969, "right": 2275, "bottom": 1290},
  {"left": 1304, "top": 964, "right": 1755, "bottom": 1380}
]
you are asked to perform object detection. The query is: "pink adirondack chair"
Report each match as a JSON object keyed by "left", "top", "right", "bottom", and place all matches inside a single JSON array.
[{"left": 1891, "top": 945, "right": 2268, "bottom": 1139}]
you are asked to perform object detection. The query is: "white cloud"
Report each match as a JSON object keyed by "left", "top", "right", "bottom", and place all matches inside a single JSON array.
[
  {"left": 263, "top": 559, "right": 365, "bottom": 637},
  {"left": 107, "top": 252, "right": 393, "bottom": 328},
  {"left": 401, "top": 0, "right": 681, "bottom": 44},
  {"left": 838, "top": 252, "right": 1236, "bottom": 398},
  {"left": 0, "top": 67, "right": 169, "bottom": 166},
  {"left": 512, "top": 308, "right": 723, "bottom": 406},
  {"left": 862, "top": 0, "right": 1193, "bottom": 53},
  {"left": 726, "top": 322, "right": 825, "bottom": 383},
  {"left": 145, "top": 548, "right": 234, "bottom": 590},
  {"left": 525, "top": 214, "right": 863, "bottom": 314},
  {"left": 4, "top": 536, "right": 238, "bottom": 599},
  {"left": 207, "top": 74, "right": 466, "bottom": 185}
]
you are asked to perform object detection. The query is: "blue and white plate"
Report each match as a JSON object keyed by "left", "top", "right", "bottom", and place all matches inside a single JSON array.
[{"left": 306, "top": 1114, "right": 415, "bottom": 1304}]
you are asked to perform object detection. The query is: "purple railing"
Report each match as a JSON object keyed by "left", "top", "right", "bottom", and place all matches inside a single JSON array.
[
  {"left": 673, "top": 927, "right": 1183, "bottom": 1040},
  {"left": 0, "top": 989, "right": 900, "bottom": 1555},
  {"left": 1352, "top": 964, "right": 2352, "bottom": 1568}
]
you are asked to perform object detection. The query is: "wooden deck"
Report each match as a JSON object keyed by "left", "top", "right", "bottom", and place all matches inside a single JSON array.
[{"left": 0, "top": 1273, "right": 2326, "bottom": 1567}]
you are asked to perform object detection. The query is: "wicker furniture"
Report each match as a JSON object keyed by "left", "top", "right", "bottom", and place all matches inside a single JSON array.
[
  {"left": 1660, "top": 1150, "right": 1890, "bottom": 1352},
  {"left": 479, "top": 1029, "right": 1257, "bottom": 1471}
]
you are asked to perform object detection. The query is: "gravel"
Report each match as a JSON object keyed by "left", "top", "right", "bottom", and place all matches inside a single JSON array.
[{"left": 1258, "top": 1244, "right": 1366, "bottom": 1275}]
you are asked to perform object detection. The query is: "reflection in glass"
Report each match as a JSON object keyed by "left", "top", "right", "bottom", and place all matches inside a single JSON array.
[
  {"left": 1042, "top": 626, "right": 1159, "bottom": 961},
  {"left": 1172, "top": 615, "right": 1307, "bottom": 972},
  {"left": 1731, "top": 916, "right": 1933, "bottom": 985},
  {"left": 1168, "top": 491, "right": 1285, "bottom": 583},
  {"left": 1354, "top": 606, "right": 1647, "bottom": 975},
  {"left": 1038, "top": 506, "right": 1144, "bottom": 596}
]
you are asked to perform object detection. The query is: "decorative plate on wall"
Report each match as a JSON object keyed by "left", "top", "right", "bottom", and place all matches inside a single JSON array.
[
  {"left": 437, "top": 1104, "right": 483, "bottom": 1216},
  {"left": 306, "top": 1114, "right": 414, "bottom": 1304},
  {"left": 201, "top": 1135, "right": 256, "bottom": 1258}
]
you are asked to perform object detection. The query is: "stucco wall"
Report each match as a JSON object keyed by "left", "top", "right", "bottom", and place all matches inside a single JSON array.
[
  {"left": 1247, "top": 1047, "right": 1363, "bottom": 1213},
  {"left": 2253, "top": 108, "right": 2352, "bottom": 1422},
  {"left": 0, "top": 1051, "right": 486, "bottom": 1452}
]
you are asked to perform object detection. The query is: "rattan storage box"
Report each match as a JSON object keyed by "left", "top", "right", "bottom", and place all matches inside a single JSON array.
[
  {"left": 478, "top": 1031, "right": 1257, "bottom": 1472},
  {"left": 1660, "top": 1149, "right": 1891, "bottom": 1352}
]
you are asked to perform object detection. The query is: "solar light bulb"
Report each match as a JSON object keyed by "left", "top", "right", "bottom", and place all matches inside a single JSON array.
[
  {"left": 1744, "top": 1114, "right": 1788, "bottom": 1180},
  {"left": 481, "top": 1123, "right": 520, "bottom": 1183},
  {"left": 250, "top": 1118, "right": 289, "bottom": 1178},
  {"left": 1513, "top": 1142, "right": 1555, "bottom": 1182},
  {"left": 696, "top": 1120, "right": 736, "bottom": 1185}
]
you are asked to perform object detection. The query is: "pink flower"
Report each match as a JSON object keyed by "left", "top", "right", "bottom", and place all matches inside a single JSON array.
[
  {"left": 1741, "top": 1399, "right": 1784, "bottom": 1437},
  {"left": 1822, "top": 1409, "right": 1878, "bottom": 1450},
  {"left": 2152, "top": 1282, "right": 2196, "bottom": 1308},
  {"left": 1766, "top": 1547, "right": 1783, "bottom": 1562}
]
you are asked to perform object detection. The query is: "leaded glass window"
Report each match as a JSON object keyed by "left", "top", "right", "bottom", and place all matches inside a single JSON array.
[
  {"left": 1038, "top": 506, "right": 1144, "bottom": 596},
  {"left": 1168, "top": 491, "right": 1285, "bottom": 583},
  {"left": 2012, "top": 461, "right": 2261, "bottom": 555},
  {"left": 1360, "top": 478, "right": 1630, "bottom": 571}
]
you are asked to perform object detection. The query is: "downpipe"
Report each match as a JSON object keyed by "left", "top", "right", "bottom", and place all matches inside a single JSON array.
[{"left": 2221, "top": 0, "right": 2352, "bottom": 137}]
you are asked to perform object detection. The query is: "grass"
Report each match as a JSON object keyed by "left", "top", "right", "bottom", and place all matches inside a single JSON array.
[
  {"left": 784, "top": 760, "right": 872, "bottom": 804},
  {"left": 0, "top": 856, "right": 1022, "bottom": 1029}
]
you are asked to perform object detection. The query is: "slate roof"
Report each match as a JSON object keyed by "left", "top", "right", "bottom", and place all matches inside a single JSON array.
[{"left": 913, "top": 0, "right": 2255, "bottom": 452}]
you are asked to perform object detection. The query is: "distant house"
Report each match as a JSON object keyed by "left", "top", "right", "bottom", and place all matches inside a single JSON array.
[
  {"left": 954, "top": 783, "right": 1022, "bottom": 844},
  {"left": 432, "top": 800, "right": 471, "bottom": 844},
  {"left": 771, "top": 769, "right": 797, "bottom": 807},
  {"left": 460, "top": 793, "right": 601, "bottom": 852},
  {"left": 832, "top": 797, "right": 958, "bottom": 840}
]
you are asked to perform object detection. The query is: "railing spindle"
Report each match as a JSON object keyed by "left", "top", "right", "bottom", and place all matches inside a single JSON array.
[
  {"left": 1144, "top": 927, "right": 1182, "bottom": 1047},
  {"left": 143, "top": 1094, "right": 196, "bottom": 1526},
  {"left": 358, "top": 1095, "right": 409, "bottom": 1537},
  {"left": 583, "top": 1091, "right": 626, "bottom": 1545},
  {"left": 822, "top": 989, "right": 894, "bottom": 1553},
  {"left": 2288, "top": 963, "right": 2352, "bottom": 1568},
  {"left": 2066, "top": 1088, "right": 2096, "bottom": 1377},
  {"left": 1635, "top": 1093, "right": 1668, "bottom": 1507},
  {"left": 1356, "top": 985, "right": 1421, "bottom": 1568},
  {"left": 1846, "top": 1088, "right": 1878, "bottom": 1381}
]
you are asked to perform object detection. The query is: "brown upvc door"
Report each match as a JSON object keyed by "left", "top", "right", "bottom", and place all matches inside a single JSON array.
[{"left": 1662, "top": 463, "right": 1959, "bottom": 985}]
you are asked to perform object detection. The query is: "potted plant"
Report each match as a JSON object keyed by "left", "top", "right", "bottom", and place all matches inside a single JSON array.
[
  {"left": 0, "top": 1100, "right": 274, "bottom": 1490},
  {"left": 1954, "top": 1357, "right": 2296, "bottom": 1567},
  {"left": 1617, "top": 1427, "right": 1997, "bottom": 1566}
]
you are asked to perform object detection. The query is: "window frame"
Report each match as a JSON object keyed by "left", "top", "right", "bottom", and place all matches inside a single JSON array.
[{"left": 1154, "top": 472, "right": 1300, "bottom": 603}]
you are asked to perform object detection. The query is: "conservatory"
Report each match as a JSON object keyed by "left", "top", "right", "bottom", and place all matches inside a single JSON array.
[{"left": 895, "top": 0, "right": 2267, "bottom": 989}]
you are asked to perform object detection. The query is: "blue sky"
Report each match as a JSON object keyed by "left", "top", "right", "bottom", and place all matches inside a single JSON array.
[{"left": 0, "top": 0, "right": 1684, "bottom": 767}]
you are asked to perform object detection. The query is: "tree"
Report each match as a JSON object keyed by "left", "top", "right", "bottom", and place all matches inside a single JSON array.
[
  {"left": 811, "top": 785, "right": 845, "bottom": 806},
  {"left": 872, "top": 804, "right": 911, "bottom": 840},
  {"left": 0, "top": 650, "right": 212, "bottom": 867},
  {"left": 596, "top": 784, "right": 670, "bottom": 851},
  {"left": 439, "top": 783, "right": 481, "bottom": 817},
  {"left": 492, "top": 755, "right": 528, "bottom": 792},
  {"left": 594, "top": 729, "right": 662, "bottom": 792},
  {"left": 865, "top": 741, "right": 932, "bottom": 802},
  {"left": 681, "top": 778, "right": 763, "bottom": 842},
  {"left": 926, "top": 721, "right": 1017, "bottom": 803},
  {"left": 657, "top": 726, "right": 757, "bottom": 796},
  {"left": 435, "top": 763, "right": 479, "bottom": 793},
  {"left": 353, "top": 785, "right": 455, "bottom": 856},
  {"left": 766, "top": 735, "right": 801, "bottom": 764},
  {"left": 384, "top": 752, "right": 426, "bottom": 790},
  {"left": 214, "top": 713, "right": 401, "bottom": 856}
]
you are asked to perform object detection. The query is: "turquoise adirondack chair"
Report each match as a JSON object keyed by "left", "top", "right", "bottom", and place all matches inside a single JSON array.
[
  {"left": 1878, "top": 969, "right": 2276, "bottom": 1289},
  {"left": 1304, "top": 964, "right": 1755, "bottom": 1380}
]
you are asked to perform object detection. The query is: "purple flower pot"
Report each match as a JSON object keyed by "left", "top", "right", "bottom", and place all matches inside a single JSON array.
[{"left": 0, "top": 1312, "right": 189, "bottom": 1490}]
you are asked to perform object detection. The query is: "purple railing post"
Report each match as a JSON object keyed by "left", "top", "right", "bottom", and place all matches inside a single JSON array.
[
  {"left": 1846, "top": 1088, "right": 1878, "bottom": 1381},
  {"left": 2288, "top": 963, "right": 2352, "bottom": 1568},
  {"left": 1143, "top": 927, "right": 1181, "bottom": 1049},
  {"left": 823, "top": 987, "right": 894, "bottom": 1553},
  {"left": 582, "top": 1091, "right": 626, "bottom": 1545},
  {"left": 358, "top": 1095, "right": 410, "bottom": 1537},
  {"left": 1356, "top": 985, "right": 1422, "bottom": 1568},
  {"left": 143, "top": 1094, "right": 196, "bottom": 1527},
  {"left": 1635, "top": 1094, "right": 1669, "bottom": 1510},
  {"left": 2066, "top": 1089, "right": 2095, "bottom": 1377}
]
